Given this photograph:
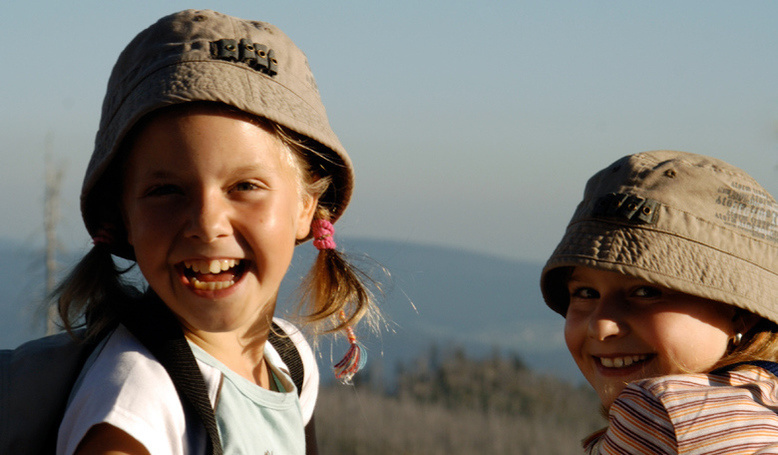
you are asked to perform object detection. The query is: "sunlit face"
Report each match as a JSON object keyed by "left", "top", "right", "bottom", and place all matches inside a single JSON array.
[
  {"left": 121, "top": 108, "right": 317, "bottom": 336},
  {"left": 564, "top": 267, "right": 736, "bottom": 409}
]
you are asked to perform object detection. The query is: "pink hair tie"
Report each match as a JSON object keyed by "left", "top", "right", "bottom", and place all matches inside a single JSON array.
[{"left": 311, "top": 219, "right": 336, "bottom": 250}]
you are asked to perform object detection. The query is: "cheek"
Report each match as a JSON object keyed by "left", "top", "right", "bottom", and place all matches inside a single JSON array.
[
  {"left": 126, "top": 206, "right": 176, "bottom": 241},
  {"left": 123, "top": 203, "right": 186, "bottom": 267},
  {"left": 649, "top": 313, "right": 731, "bottom": 373},
  {"left": 563, "top": 315, "right": 585, "bottom": 355},
  {"left": 252, "top": 197, "right": 301, "bottom": 238}
]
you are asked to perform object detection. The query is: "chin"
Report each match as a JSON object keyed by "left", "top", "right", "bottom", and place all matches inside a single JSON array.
[{"left": 597, "top": 383, "right": 628, "bottom": 411}]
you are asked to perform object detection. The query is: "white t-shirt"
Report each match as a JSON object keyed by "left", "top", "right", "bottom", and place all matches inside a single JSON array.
[{"left": 57, "top": 319, "right": 318, "bottom": 455}]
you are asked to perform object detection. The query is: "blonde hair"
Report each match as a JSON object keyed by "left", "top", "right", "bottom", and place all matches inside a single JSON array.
[
  {"left": 711, "top": 318, "right": 778, "bottom": 370},
  {"left": 271, "top": 121, "right": 377, "bottom": 334},
  {"left": 57, "top": 102, "right": 376, "bottom": 340}
]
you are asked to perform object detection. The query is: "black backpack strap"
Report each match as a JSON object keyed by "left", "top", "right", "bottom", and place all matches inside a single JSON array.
[
  {"left": 120, "top": 297, "right": 222, "bottom": 455},
  {"left": 268, "top": 321, "right": 318, "bottom": 455},
  {"left": 121, "top": 299, "right": 311, "bottom": 455},
  {"left": 269, "top": 321, "right": 304, "bottom": 396}
]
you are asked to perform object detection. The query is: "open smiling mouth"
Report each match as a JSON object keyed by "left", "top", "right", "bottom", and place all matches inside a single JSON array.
[
  {"left": 597, "top": 354, "right": 653, "bottom": 368},
  {"left": 181, "top": 259, "right": 247, "bottom": 291}
]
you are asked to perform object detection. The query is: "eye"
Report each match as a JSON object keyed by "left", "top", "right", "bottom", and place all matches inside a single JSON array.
[
  {"left": 143, "top": 184, "right": 181, "bottom": 197},
  {"left": 232, "top": 181, "right": 261, "bottom": 192},
  {"left": 632, "top": 286, "right": 662, "bottom": 298},
  {"left": 569, "top": 286, "right": 599, "bottom": 299}
]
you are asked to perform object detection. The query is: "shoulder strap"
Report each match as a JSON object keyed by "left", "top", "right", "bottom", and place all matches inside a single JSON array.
[
  {"left": 120, "top": 297, "right": 223, "bottom": 455},
  {"left": 121, "top": 298, "right": 309, "bottom": 455},
  {"left": 269, "top": 321, "right": 304, "bottom": 396},
  {"left": 268, "top": 321, "right": 318, "bottom": 455}
]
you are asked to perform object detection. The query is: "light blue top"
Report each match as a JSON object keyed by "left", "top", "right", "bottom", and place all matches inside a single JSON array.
[{"left": 189, "top": 342, "right": 306, "bottom": 455}]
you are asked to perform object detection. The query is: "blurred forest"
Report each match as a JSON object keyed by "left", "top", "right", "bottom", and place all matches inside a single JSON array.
[{"left": 315, "top": 346, "right": 604, "bottom": 454}]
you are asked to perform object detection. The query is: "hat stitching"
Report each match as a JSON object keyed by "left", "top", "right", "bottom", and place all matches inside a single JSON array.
[
  {"left": 566, "top": 214, "right": 775, "bottom": 268},
  {"left": 551, "top": 221, "right": 775, "bottom": 293},
  {"left": 579, "top": 191, "right": 778, "bottom": 247},
  {"left": 99, "top": 57, "right": 329, "bottom": 151}
]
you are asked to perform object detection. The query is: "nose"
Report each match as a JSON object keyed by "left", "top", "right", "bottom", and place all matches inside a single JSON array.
[
  {"left": 184, "top": 191, "right": 232, "bottom": 242},
  {"left": 587, "top": 297, "right": 628, "bottom": 341}
]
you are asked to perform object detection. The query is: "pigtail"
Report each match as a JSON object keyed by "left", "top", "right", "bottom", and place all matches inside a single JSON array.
[
  {"left": 271, "top": 120, "right": 378, "bottom": 335},
  {"left": 302, "top": 210, "right": 370, "bottom": 328},
  {"left": 267, "top": 117, "right": 383, "bottom": 382},
  {"left": 297, "top": 207, "right": 381, "bottom": 382},
  {"left": 56, "top": 237, "right": 137, "bottom": 342}
]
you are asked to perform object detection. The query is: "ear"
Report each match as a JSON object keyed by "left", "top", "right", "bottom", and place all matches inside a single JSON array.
[
  {"left": 733, "top": 309, "right": 761, "bottom": 335},
  {"left": 295, "top": 193, "right": 320, "bottom": 240}
]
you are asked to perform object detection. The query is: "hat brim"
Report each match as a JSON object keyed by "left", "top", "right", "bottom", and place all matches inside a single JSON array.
[{"left": 541, "top": 220, "right": 778, "bottom": 322}]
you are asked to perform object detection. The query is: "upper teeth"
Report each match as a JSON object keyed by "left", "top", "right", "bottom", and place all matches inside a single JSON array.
[
  {"left": 184, "top": 259, "right": 238, "bottom": 274},
  {"left": 600, "top": 355, "right": 648, "bottom": 368}
]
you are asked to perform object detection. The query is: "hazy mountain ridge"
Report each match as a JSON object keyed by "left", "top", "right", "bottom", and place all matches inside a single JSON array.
[
  {"left": 280, "top": 238, "right": 578, "bottom": 381},
  {"left": 0, "top": 237, "right": 580, "bottom": 382}
]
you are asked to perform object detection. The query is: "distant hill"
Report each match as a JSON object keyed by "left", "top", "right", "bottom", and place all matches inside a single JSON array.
[
  {"left": 0, "top": 237, "right": 581, "bottom": 383},
  {"left": 279, "top": 238, "right": 579, "bottom": 382}
]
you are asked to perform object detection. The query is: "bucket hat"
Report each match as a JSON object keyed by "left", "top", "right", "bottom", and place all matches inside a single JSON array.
[
  {"left": 541, "top": 150, "right": 778, "bottom": 323},
  {"left": 81, "top": 9, "right": 353, "bottom": 256}
]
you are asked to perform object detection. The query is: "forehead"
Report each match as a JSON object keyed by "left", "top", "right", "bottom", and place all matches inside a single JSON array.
[
  {"left": 123, "top": 105, "right": 301, "bottom": 178},
  {"left": 569, "top": 267, "right": 636, "bottom": 283}
]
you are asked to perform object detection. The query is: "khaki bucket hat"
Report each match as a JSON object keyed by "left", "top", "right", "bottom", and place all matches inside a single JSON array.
[
  {"left": 541, "top": 150, "right": 778, "bottom": 324},
  {"left": 81, "top": 9, "right": 353, "bottom": 256}
]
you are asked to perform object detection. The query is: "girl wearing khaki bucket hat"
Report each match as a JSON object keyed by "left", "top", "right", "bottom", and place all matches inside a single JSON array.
[
  {"left": 541, "top": 150, "right": 778, "bottom": 454},
  {"left": 48, "top": 9, "right": 379, "bottom": 455}
]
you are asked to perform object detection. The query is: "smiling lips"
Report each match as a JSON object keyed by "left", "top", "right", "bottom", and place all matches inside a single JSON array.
[
  {"left": 182, "top": 259, "right": 245, "bottom": 291},
  {"left": 598, "top": 354, "right": 650, "bottom": 368}
]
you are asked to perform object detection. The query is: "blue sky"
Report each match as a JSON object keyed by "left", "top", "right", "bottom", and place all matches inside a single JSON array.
[{"left": 1, "top": 0, "right": 776, "bottom": 262}]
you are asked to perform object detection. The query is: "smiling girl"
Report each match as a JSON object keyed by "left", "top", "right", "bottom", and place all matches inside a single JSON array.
[
  {"left": 541, "top": 150, "right": 778, "bottom": 454},
  {"left": 52, "top": 9, "right": 376, "bottom": 455}
]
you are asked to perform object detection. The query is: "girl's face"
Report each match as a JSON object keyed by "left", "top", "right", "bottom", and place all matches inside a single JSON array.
[
  {"left": 122, "top": 109, "right": 317, "bottom": 336},
  {"left": 564, "top": 267, "right": 736, "bottom": 409}
]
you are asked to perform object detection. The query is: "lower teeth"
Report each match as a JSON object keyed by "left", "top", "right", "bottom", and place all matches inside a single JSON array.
[{"left": 192, "top": 279, "right": 235, "bottom": 290}]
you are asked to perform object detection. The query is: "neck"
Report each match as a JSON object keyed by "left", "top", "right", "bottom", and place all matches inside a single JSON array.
[{"left": 185, "top": 318, "right": 273, "bottom": 388}]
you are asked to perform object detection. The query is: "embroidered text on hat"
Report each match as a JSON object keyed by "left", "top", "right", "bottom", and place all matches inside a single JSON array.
[{"left": 211, "top": 39, "right": 278, "bottom": 75}]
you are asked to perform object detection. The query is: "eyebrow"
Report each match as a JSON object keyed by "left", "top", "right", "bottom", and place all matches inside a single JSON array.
[
  {"left": 141, "top": 169, "right": 178, "bottom": 179},
  {"left": 139, "top": 163, "right": 278, "bottom": 180},
  {"left": 567, "top": 271, "right": 586, "bottom": 282},
  {"left": 228, "top": 164, "right": 279, "bottom": 175}
]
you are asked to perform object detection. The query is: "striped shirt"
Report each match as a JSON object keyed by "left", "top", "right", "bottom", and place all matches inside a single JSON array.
[{"left": 585, "top": 365, "right": 778, "bottom": 454}]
